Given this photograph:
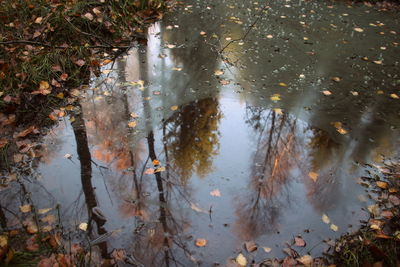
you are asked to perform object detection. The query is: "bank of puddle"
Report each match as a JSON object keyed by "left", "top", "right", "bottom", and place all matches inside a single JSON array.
[{"left": 3, "top": 0, "right": 400, "bottom": 265}]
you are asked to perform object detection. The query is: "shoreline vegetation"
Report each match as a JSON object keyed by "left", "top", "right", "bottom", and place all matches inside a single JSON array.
[{"left": 0, "top": 0, "right": 399, "bottom": 266}]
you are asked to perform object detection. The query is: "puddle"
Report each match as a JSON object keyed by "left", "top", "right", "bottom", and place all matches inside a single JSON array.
[{"left": 3, "top": 0, "right": 400, "bottom": 265}]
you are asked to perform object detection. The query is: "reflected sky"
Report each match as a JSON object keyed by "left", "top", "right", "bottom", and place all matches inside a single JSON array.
[{"left": 1, "top": 0, "right": 400, "bottom": 265}]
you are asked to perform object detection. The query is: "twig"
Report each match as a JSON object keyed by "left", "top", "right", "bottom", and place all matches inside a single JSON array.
[{"left": 220, "top": 4, "right": 269, "bottom": 53}]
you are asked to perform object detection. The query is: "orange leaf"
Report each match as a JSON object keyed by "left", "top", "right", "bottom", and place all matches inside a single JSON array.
[{"left": 195, "top": 238, "right": 207, "bottom": 247}]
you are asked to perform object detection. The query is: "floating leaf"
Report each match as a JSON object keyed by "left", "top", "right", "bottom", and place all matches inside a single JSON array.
[
  {"left": 210, "top": 189, "right": 221, "bottom": 197},
  {"left": 64, "top": 154, "right": 72, "bottom": 159},
  {"left": 273, "top": 108, "right": 283, "bottom": 115},
  {"left": 330, "top": 224, "right": 338, "bottom": 232},
  {"left": 152, "top": 159, "right": 160, "bottom": 165},
  {"left": 190, "top": 203, "right": 208, "bottom": 213},
  {"left": 245, "top": 241, "right": 257, "bottom": 252},
  {"left": 144, "top": 168, "right": 154, "bottom": 175},
  {"left": 322, "top": 90, "right": 332, "bottom": 96},
  {"left": 214, "top": 70, "right": 224, "bottom": 76},
  {"left": 270, "top": 94, "right": 281, "bottom": 101},
  {"left": 263, "top": 247, "right": 272, "bottom": 253},
  {"left": 78, "top": 222, "right": 88, "bottom": 231},
  {"left": 170, "top": 105, "right": 179, "bottom": 111},
  {"left": 294, "top": 236, "right": 306, "bottom": 247},
  {"left": 195, "top": 238, "right": 207, "bottom": 247},
  {"left": 354, "top": 27, "right": 364, "bottom": 32},
  {"left": 155, "top": 166, "right": 166, "bottom": 173},
  {"left": 236, "top": 253, "right": 247, "bottom": 266},
  {"left": 308, "top": 172, "right": 318, "bottom": 182},
  {"left": 376, "top": 181, "right": 388, "bottom": 189},
  {"left": 128, "top": 121, "right": 137, "bottom": 128},
  {"left": 20, "top": 204, "right": 31, "bottom": 213},
  {"left": 279, "top": 82, "right": 288, "bottom": 87},
  {"left": 322, "top": 214, "right": 330, "bottom": 224}
]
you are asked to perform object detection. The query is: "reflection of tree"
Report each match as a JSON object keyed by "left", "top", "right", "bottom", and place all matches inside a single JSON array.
[
  {"left": 71, "top": 105, "right": 108, "bottom": 257},
  {"left": 234, "top": 107, "right": 299, "bottom": 240},
  {"left": 164, "top": 98, "right": 221, "bottom": 182}
]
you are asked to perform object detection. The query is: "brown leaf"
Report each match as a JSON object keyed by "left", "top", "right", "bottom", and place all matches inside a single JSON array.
[
  {"left": 20, "top": 204, "right": 31, "bottom": 213},
  {"left": 195, "top": 238, "right": 207, "bottom": 247},
  {"left": 376, "top": 181, "right": 388, "bottom": 189},
  {"left": 74, "top": 59, "right": 86, "bottom": 67},
  {"left": 0, "top": 139, "right": 8, "bottom": 148},
  {"left": 245, "top": 240, "right": 257, "bottom": 252},
  {"left": 111, "top": 248, "right": 126, "bottom": 261},
  {"left": 308, "top": 172, "right": 318, "bottom": 182},
  {"left": 294, "top": 236, "right": 306, "bottom": 247},
  {"left": 144, "top": 168, "right": 154, "bottom": 175},
  {"left": 60, "top": 73, "right": 68, "bottom": 81},
  {"left": 14, "top": 126, "right": 38, "bottom": 138},
  {"left": 26, "top": 235, "right": 39, "bottom": 251}
]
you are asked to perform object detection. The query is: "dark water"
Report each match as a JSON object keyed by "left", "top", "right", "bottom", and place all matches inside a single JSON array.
[{"left": 3, "top": 0, "right": 400, "bottom": 265}]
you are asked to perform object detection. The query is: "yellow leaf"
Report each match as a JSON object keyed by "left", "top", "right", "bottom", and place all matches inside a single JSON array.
[
  {"left": 270, "top": 94, "right": 281, "bottom": 101},
  {"left": 154, "top": 166, "right": 166, "bottom": 173},
  {"left": 297, "top": 255, "right": 313, "bottom": 266},
  {"left": 354, "top": 27, "right": 364, "bottom": 32},
  {"left": 38, "top": 208, "right": 52, "bottom": 214},
  {"left": 236, "top": 253, "right": 247, "bottom": 266},
  {"left": 39, "top": 81, "right": 50, "bottom": 90},
  {"left": 128, "top": 121, "right": 137, "bottom": 128},
  {"left": 210, "top": 189, "right": 221, "bottom": 197},
  {"left": 170, "top": 105, "right": 178, "bottom": 111},
  {"left": 20, "top": 204, "right": 31, "bottom": 213},
  {"left": 308, "top": 172, "right": 318, "bottom": 182},
  {"left": 214, "top": 70, "right": 224, "bottom": 76},
  {"left": 79, "top": 222, "right": 88, "bottom": 231},
  {"left": 279, "top": 82, "right": 288, "bottom": 87},
  {"left": 376, "top": 181, "right": 388, "bottom": 189},
  {"left": 263, "top": 247, "right": 271, "bottom": 253},
  {"left": 390, "top": 93, "right": 399, "bottom": 99},
  {"left": 0, "top": 235, "right": 8, "bottom": 248},
  {"left": 195, "top": 238, "right": 207, "bottom": 247},
  {"left": 273, "top": 108, "right": 283, "bottom": 115},
  {"left": 322, "top": 214, "right": 330, "bottom": 224},
  {"left": 330, "top": 224, "right": 338, "bottom": 231}
]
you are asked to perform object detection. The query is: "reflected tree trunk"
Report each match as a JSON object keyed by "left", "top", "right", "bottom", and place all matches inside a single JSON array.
[{"left": 71, "top": 105, "right": 108, "bottom": 257}]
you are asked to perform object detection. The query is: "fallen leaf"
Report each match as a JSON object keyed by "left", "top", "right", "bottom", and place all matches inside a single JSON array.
[
  {"left": 144, "top": 168, "right": 154, "bottom": 175},
  {"left": 35, "top": 17, "right": 43, "bottom": 24},
  {"left": 322, "top": 90, "right": 332, "bottom": 96},
  {"left": 354, "top": 27, "right": 364, "bottom": 32},
  {"left": 210, "top": 189, "right": 221, "bottom": 197},
  {"left": 331, "top": 77, "right": 341, "bottom": 82},
  {"left": 376, "top": 181, "right": 388, "bottom": 189},
  {"left": 200, "top": 31, "right": 206, "bottom": 35},
  {"left": 78, "top": 222, "right": 88, "bottom": 231},
  {"left": 308, "top": 172, "right": 318, "bottom": 182},
  {"left": 236, "top": 253, "right": 247, "bottom": 266},
  {"left": 322, "top": 214, "right": 330, "bottom": 224},
  {"left": 172, "top": 67, "right": 182, "bottom": 71},
  {"left": 41, "top": 215, "right": 56, "bottom": 224},
  {"left": 373, "top": 60, "right": 382, "bottom": 65},
  {"left": 26, "top": 235, "right": 39, "bottom": 252},
  {"left": 190, "top": 203, "right": 208, "bottom": 213},
  {"left": 263, "top": 247, "right": 272, "bottom": 253},
  {"left": 111, "top": 248, "right": 126, "bottom": 261},
  {"left": 297, "top": 255, "right": 313, "bottom": 266},
  {"left": 63, "top": 154, "right": 72, "bottom": 159},
  {"left": 84, "top": 13, "right": 94, "bottom": 20},
  {"left": 0, "top": 235, "right": 8, "bottom": 248},
  {"left": 279, "top": 82, "right": 288, "bottom": 87},
  {"left": 74, "top": 59, "right": 86, "bottom": 67},
  {"left": 152, "top": 159, "right": 160, "bottom": 165},
  {"left": 170, "top": 105, "right": 179, "bottom": 111},
  {"left": 20, "top": 204, "right": 31, "bottom": 213},
  {"left": 214, "top": 70, "right": 224, "bottom": 76},
  {"left": 155, "top": 166, "right": 166, "bottom": 173},
  {"left": 390, "top": 93, "right": 399, "bottom": 99},
  {"left": 245, "top": 241, "right": 257, "bottom": 252},
  {"left": 266, "top": 34, "right": 273, "bottom": 39},
  {"left": 166, "top": 44, "right": 176, "bottom": 49},
  {"left": 270, "top": 94, "right": 281, "bottom": 101},
  {"left": 368, "top": 204, "right": 380, "bottom": 216},
  {"left": 220, "top": 80, "right": 230, "bottom": 85},
  {"left": 294, "top": 236, "right": 306, "bottom": 247},
  {"left": 128, "top": 121, "right": 137, "bottom": 128},
  {"left": 130, "top": 112, "right": 139, "bottom": 118},
  {"left": 195, "top": 239, "right": 207, "bottom": 247},
  {"left": 330, "top": 224, "right": 338, "bottom": 231},
  {"left": 273, "top": 108, "right": 283, "bottom": 115},
  {"left": 38, "top": 208, "right": 52, "bottom": 214}
]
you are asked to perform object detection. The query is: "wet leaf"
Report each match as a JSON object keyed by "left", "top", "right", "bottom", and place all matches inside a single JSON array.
[
  {"left": 297, "top": 255, "right": 313, "bottom": 266},
  {"left": 200, "top": 31, "right": 206, "bottom": 35},
  {"left": 322, "top": 214, "right": 330, "bottom": 224},
  {"left": 294, "top": 236, "right": 306, "bottom": 247},
  {"left": 368, "top": 204, "right": 380, "bottom": 216},
  {"left": 170, "top": 105, "right": 179, "bottom": 111},
  {"left": 376, "top": 181, "right": 388, "bottom": 189},
  {"left": 14, "top": 126, "right": 38, "bottom": 138},
  {"left": 354, "top": 27, "right": 364, "bottom": 32},
  {"left": 266, "top": 34, "right": 273, "bottom": 39},
  {"left": 210, "top": 189, "right": 221, "bottom": 197},
  {"left": 330, "top": 224, "right": 338, "bottom": 232},
  {"left": 130, "top": 112, "right": 139, "bottom": 118},
  {"left": 273, "top": 108, "right": 283, "bottom": 115},
  {"left": 172, "top": 67, "right": 182, "bottom": 71},
  {"left": 74, "top": 59, "right": 86, "bottom": 67},
  {"left": 263, "top": 247, "right": 272, "bottom": 253},
  {"left": 152, "top": 159, "right": 160, "bottom": 165},
  {"left": 128, "top": 121, "right": 137, "bottom": 128},
  {"left": 214, "top": 70, "right": 224, "bottom": 76},
  {"left": 20, "top": 204, "right": 31, "bottom": 213},
  {"left": 84, "top": 13, "right": 94, "bottom": 20},
  {"left": 64, "top": 153, "right": 72, "bottom": 159},
  {"left": 41, "top": 215, "right": 56, "bottom": 224},
  {"left": 154, "top": 166, "right": 166, "bottom": 173},
  {"left": 190, "top": 203, "right": 208, "bottom": 213},
  {"left": 331, "top": 77, "right": 341, "bottom": 82},
  {"left": 245, "top": 241, "right": 257, "bottom": 252},
  {"left": 111, "top": 248, "right": 126, "bottom": 261},
  {"left": 308, "top": 172, "right": 318, "bottom": 182},
  {"left": 373, "top": 60, "right": 382, "bottom": 65},
  {"left": 78, "top": 222, "right": 88, "bottom": 231},
  {"left": 270, "top": 94, "right": 281, "bottom": 101},
  {"left": 26, "top": 235, "right": 39, "bottom": 252},
  {"left": 0, "top": 235, "right": 8, "bottom": 248},
  {"left": 322, "top": 90, "right": 332, "bottom": 96},
  {"left": 390, "top": 93, "right": 399, "bottom": 99},
  {"left": 236, "top": 253, "right": 247, "bottom": 266},
  {"left": 144, "top": 168, "right": 154, "bottom": 175},
  {"left": 195, "top": 238, "right": 207, "bottom": 247},
  {"left": 220, "top": 80, "right": 230, "bottom": 85},
  {"left": 279, "top": 82, "right": 288, "bottom": 87}
]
